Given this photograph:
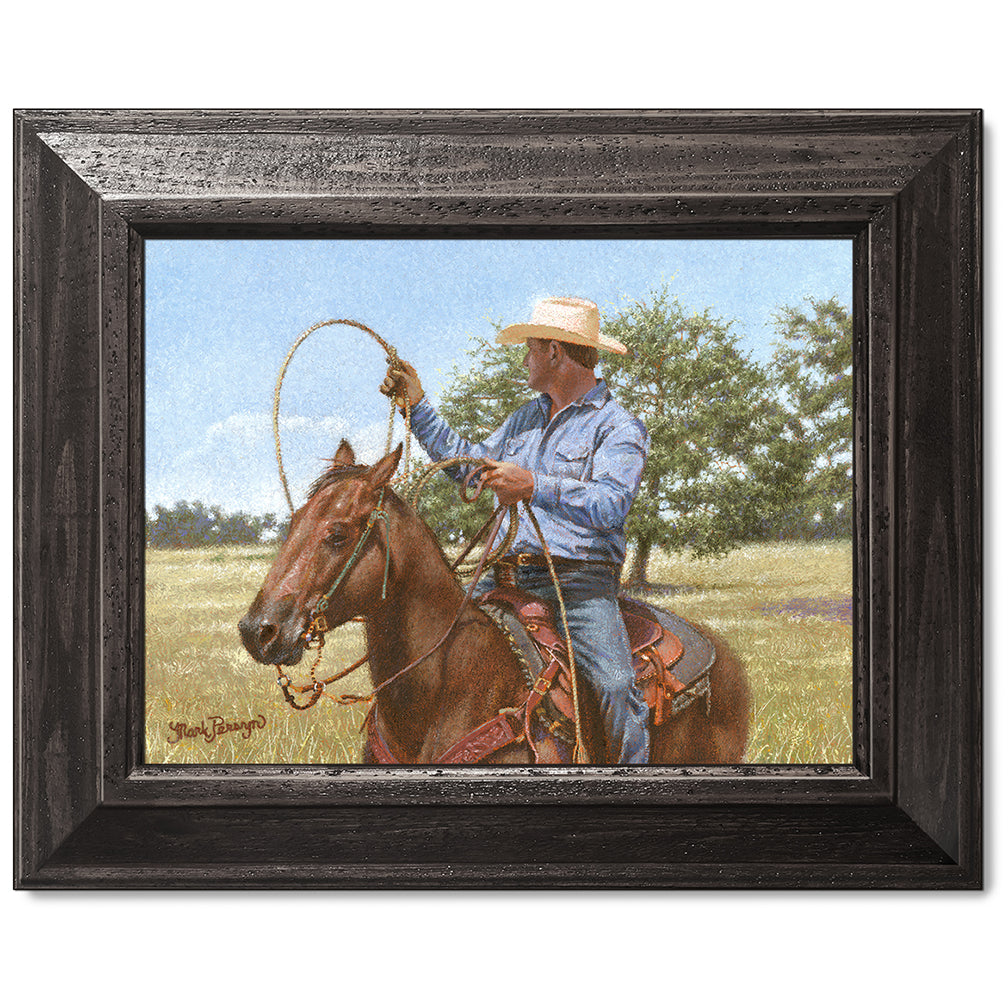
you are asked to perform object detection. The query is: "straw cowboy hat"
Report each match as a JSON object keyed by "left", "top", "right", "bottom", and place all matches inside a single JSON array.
[{"left": 496, "top": 296, "right": 627, "bottom": 355}]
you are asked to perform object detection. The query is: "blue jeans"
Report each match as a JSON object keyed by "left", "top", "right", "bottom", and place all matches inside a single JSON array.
[{"left": 477, "top": 563, "right": 650, "bottom": 764}]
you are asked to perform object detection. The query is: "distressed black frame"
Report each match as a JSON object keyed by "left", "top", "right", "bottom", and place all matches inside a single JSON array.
[{"left": 14, "top": 110, "right": 982, "bottom": 888}]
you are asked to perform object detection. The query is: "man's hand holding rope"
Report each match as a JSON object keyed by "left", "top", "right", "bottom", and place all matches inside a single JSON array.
[
  {"left": 380, "top": 359, "right": 424, "bottom": 412},
  {"left": 380, "top": 359, "right": 534, "bottom": 506},
  {"left": 472, "top": 458, "right": 535, "bottom": 507}
]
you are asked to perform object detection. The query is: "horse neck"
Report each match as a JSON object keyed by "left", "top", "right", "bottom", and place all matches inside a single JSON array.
[
  {"left": 363, "top": 496, "right": 523, "bottom": 758},
  {"left": 363, "top": 495, "right": 472, "bottom": 687}
]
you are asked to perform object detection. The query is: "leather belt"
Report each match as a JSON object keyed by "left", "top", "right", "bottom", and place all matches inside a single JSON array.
[
  {"left": 497, "top": 553, "right": 613, "bottom": 570},
  {"left": 492, "top": 554, "right": 615, "bottom": 588}
]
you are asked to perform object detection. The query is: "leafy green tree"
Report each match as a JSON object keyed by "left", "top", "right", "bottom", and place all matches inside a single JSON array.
[
  {"left": 604, "top": 287, "right": 807, "bottom": 584},
  {"left": 399, "top": 289, "right": 845, "bottom": 586},
  {"left": 770, "top": 296, "right": 853, "bottom": 538},
  {"left": 146, "top": 501, "right": 277, "bottom": 548}
]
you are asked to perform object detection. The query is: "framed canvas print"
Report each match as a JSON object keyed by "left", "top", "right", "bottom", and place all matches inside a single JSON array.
[
  {"left": 14, "top": 109, "right": 982, "bottom": 888},
  {"left": 144, "top": 237, "right": 854, "bottom": 770}
]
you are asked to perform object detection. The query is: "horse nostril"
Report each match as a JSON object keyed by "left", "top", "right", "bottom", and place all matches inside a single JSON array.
[{"left": 258, "top": 622, "right": 278, "bottom": 651}]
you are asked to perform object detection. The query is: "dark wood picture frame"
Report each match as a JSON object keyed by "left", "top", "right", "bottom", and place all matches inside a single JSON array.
[{"left": 14, "top": 110, "right": 982, "bottom": 888}]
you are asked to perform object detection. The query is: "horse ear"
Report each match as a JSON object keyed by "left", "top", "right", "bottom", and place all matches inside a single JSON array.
[
  {"left": 367, "top": 443, "right": 403, "bottom": 490},
  {"left": 332, "top": 439, "right": 356, "bottom": 467}
]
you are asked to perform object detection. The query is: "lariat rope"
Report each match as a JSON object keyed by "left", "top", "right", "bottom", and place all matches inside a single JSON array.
[
  {"left": 269, "top": 318, "right": 587, "bottom": 762},
  {"left": 409, "top": 456, "right": 519, "bottom": 573},
  {"left": 519, "top": 502, "right": 587, "bottom": 764},
  {"left": 272, "top": 318, "right": 411, "bottom": 517}
]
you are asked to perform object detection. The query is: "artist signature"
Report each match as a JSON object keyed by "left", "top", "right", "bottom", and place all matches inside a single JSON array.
[{"left": 167, "top": 714, "right": 267, "bottom": 744}]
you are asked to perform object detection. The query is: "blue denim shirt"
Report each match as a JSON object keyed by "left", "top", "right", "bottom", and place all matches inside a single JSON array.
[{"left": 409, "top": 380, "right": 649, "bottom": 567}]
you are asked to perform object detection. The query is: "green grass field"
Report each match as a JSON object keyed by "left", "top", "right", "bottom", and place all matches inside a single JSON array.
[{"left": 145, "top": 541, "right": 851, "bottom": 765}]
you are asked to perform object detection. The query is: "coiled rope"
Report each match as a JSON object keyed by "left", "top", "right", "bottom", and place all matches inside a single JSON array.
[{"left": 408, "top": 456, "right": 520, "bottom": 574}]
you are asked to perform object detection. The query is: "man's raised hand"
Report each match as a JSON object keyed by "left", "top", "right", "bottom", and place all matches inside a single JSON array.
[{"left": 380, "top": 359, "right": 424, "bottom": 408}]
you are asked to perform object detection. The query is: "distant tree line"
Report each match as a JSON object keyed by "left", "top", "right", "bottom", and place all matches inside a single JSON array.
[{"left": 146, "top": 501, "right": 287, "bottom": 549}]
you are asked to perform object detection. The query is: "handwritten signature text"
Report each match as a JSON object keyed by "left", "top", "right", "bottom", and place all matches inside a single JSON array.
[{"left": 167, "top": 714, "right": 267, "bottom": 745}]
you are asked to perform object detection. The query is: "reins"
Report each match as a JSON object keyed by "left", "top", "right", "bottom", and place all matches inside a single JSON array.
[
  {"left": 274, "top": 487, "right": 508, "bottom": 712},
  {"left": 268, "top": 319, "right": 587, "bottom": 762}
]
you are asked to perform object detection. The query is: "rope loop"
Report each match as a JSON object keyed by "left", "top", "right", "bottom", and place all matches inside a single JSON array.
[{"left": 272, "top": 318, "right": 412, "bottom": 516}]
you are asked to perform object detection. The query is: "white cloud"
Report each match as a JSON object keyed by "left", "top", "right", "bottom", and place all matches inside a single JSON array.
[{"left": 147, "top": 410, "right": 410, "bottom": 515}]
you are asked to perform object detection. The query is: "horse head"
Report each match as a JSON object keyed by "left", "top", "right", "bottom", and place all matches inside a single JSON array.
[{"left": 238, "top": 439, "right": 403, "bottom": 665}]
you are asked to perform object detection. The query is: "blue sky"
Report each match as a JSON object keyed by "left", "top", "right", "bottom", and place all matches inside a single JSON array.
[{"left": 145, "top": 238, "right": 852, "bottom": 515}]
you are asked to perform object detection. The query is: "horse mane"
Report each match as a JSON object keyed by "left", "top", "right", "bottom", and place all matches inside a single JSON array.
[
  {"left": 305, "top": 462, "right": 371, "bottom": 502},
  {"left": 305, "top": 460, "right": 458, "bottom": 576}
]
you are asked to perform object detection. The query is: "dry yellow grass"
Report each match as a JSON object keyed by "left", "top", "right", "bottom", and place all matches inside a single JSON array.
[
  {"left": 145, "top": 547, "right": 372, "bottom": 764},
  {"left": 632, "top": 542, "right": 852, "bottom": 764},
  {"left": 145, "top": 540, "right": 851, "bottom": 765}
]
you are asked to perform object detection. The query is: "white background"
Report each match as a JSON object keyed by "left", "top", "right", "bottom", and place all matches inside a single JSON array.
[{"left": 3, "top": 4, "right": 1002, "bottom": 1005}]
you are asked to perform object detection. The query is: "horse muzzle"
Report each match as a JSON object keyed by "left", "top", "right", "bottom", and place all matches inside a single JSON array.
[{"left": 238, "top": 594, "right": 306, "bottom": 666}]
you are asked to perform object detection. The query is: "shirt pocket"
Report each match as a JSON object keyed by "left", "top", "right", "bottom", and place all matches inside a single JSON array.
[
  {"left": 552, "top": 438, "right": 592, "bottom": 480},
  {"left": 503, "top": 431, "right": 535, "bottom": 462}
]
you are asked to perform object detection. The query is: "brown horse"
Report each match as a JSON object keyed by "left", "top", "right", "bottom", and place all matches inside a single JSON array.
[{"left": 239, "top": 441, "right": 751, "bottom": 764}]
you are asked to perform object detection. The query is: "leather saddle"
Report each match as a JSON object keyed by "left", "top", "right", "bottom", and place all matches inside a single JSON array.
[{"left": 479, "top": 585, "right": 714, "bottom": 733}]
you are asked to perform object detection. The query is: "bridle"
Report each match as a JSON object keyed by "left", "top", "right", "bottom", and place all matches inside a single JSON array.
[
  {"left": 303, "top": 488, "right": 393, "bottom": 647},
  {"left": 274, "top": 467, "right": 512, "bottom": 713}
]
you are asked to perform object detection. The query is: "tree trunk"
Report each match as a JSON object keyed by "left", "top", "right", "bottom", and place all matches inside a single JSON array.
[{"left": 625, "top": 536, "right": 653, "bottom": 590}]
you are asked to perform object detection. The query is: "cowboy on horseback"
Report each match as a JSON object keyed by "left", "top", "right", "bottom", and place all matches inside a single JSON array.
[{"left": 382, "top": 296, "right": 652, "bottom": 764}]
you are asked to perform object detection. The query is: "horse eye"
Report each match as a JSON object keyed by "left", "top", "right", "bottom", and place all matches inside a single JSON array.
[{"left": 324, "top": 528, "right": 348, "bottom": 548}]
